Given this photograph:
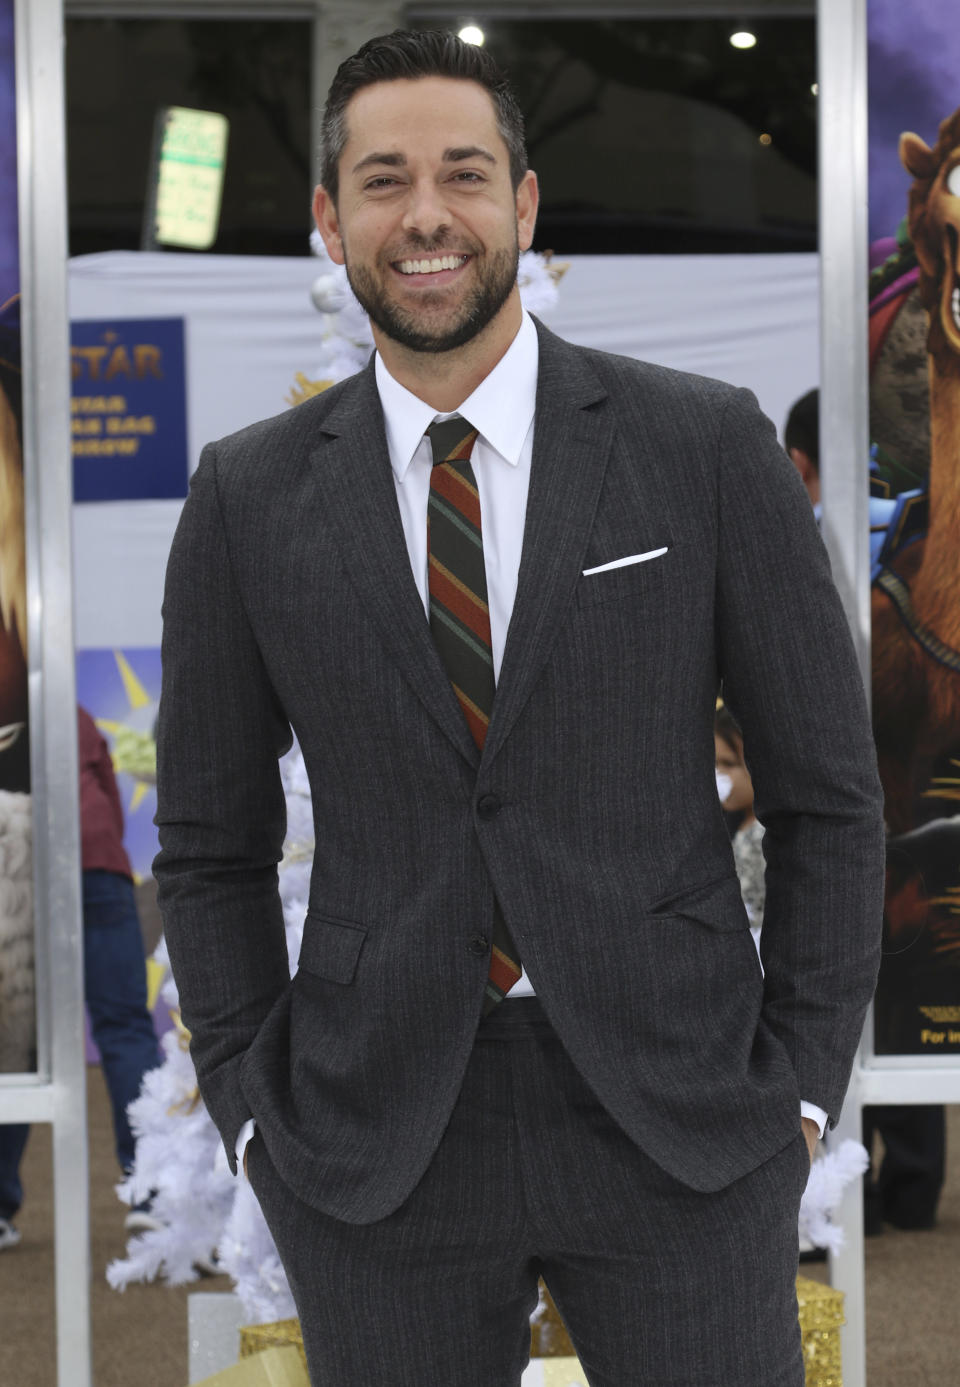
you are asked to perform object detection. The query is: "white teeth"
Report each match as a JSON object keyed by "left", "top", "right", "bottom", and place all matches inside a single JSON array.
[
  {"left": 952, "top": 285, "right": 960, "bottom": 328},
  {"left": 397, "top": 255, "right": 466, "bottom": 275}
]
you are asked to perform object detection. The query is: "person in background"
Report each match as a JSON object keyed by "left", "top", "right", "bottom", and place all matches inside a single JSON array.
[
  {"left": 0, "top": 707, "right": 161, "bottom": 1249},
  {"left": 784, "top": 387, "right": 820, "bottom": 508},
  {"left": 715, "top": 702, "right": 764, "bottom": 951}
]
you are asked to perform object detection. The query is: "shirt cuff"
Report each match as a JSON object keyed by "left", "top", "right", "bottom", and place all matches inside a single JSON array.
[
  {"left": 800, "top": 1101, "right": 827, "bottom": 1139},
  {"left": 235, "top": 1117, "right": 256, "bottom": 1175}
]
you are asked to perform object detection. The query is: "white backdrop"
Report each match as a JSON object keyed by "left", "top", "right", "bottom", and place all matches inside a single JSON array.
[{"left": 68, "top": 250, "right": 819, "bottom": 649}]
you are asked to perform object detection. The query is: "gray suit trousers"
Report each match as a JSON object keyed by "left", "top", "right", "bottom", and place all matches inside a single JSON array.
[{"left": 247, "top": 999, "right": 808, "bottom": 1387}]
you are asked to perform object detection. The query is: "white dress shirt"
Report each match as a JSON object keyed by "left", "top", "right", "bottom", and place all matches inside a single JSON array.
[
  {"left": 376, "top": 310, "right": 538, "bottom": 1000},
  {"left": 235, "top": 312, "right": 824, "bottom": 1172}
]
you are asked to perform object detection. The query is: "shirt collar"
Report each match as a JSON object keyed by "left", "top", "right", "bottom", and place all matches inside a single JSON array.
[{"left": 375, "top": 312, "right": 539, "bottom": 482}]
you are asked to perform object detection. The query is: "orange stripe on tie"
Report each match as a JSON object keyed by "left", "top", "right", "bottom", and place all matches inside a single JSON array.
[
  {"left": 429, "top": 554, "right": 489, "bottom": 614},
  {"left": 429, "top": 564, "right": 492, "bottom": 644},
  {"left": 451, "top": 683, "right": 490, "bottom": 748},
  {"left": 431, "top": 464, "right": 482, "bottom": 528},
  {"left": 489, "top": 946, "right": 522, "bottom": 992}
]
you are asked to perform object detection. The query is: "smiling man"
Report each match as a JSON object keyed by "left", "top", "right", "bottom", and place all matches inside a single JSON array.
[{"left": 156, "top": 30, "right": 885, "bottom": 1387}]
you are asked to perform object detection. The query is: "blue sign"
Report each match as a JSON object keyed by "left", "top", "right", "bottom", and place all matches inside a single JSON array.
[{"left": 71, "top": 317, "right": 188, "bottom": 501}]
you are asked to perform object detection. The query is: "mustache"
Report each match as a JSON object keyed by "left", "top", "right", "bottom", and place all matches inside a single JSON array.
[{"left": 385, "top": 234, "right": 479, "bottom": 259}]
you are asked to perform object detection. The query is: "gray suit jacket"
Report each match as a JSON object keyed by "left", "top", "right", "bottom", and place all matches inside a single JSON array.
[{"left": 155, "top": 320, "right": 884, "bottom": 1224}]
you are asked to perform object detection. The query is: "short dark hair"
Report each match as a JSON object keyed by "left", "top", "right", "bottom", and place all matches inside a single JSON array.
[
  {"left": 319, "top": 29, "right": 528, "bottom": 204},
  {"left": 715, "top": 702, "right": 744, "bottom": 756},
  {"left": 784, "top": 388, "right": 819, "bottom": 469}
]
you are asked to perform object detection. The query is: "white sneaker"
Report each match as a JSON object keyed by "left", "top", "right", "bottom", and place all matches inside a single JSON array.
[{"left": 0, "top": 1217, "right": 21, "bottom": 1250}]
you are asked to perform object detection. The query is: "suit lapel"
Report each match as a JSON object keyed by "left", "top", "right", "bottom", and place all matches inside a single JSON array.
[
  {"left": 309, "top": 361, "right": 479, "bottom": 767},
  {"left": 483, "top": 324, "right": 613, "bottom": 768}
]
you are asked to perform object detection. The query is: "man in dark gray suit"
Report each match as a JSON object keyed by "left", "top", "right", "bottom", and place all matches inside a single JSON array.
[{"left": 156, "top": 30, "right": 884, "bottom": 1387}]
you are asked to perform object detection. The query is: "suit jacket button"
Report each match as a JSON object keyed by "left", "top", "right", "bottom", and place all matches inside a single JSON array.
[
  {"left": 476, "top": 794, "right": 501, "bottom": 821},
  {"left": 468, "top": 935, "right": 489, "bottom": 955}
]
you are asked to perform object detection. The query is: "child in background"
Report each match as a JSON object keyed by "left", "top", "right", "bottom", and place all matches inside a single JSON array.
[{"left": 715, "top": 702, "right": 764, "bottom": 950}]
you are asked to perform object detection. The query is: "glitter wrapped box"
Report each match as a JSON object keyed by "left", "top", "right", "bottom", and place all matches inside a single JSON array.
[
  {"left": 240, "top": 1319, "right": 308, "bottom": 1373},
  {"left": 797, "top": 1274, "right": 845, "bottom": 1387},
  {"left": 194, "top": 1344, "right": 309, "bottom": 1387}
]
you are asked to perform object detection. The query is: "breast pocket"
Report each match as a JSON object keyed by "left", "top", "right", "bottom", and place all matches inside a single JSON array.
[{"left": 576, "top": 544, "right": 674, "bottom": 608}]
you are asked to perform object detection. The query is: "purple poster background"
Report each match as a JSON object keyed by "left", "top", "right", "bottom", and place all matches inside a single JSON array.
[
  {"left": 0, "top": 0, "right": 18, "bottom": 308},
  {"left": 0, "top": 0, "right": 32, "bottom": 1077},
  {"left": 869, "top": 0, "right": 960, "bottom": 1053},
  {"left": 869, "top": 1, "right": 960, "bottom": 242},
  {"left": 0, "top": 0, "right": 28, "bottom": 797}
]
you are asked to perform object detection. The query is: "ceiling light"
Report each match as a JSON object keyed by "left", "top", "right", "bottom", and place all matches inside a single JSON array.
[
  {"left": 458, "top": 25, "right": 485, "bottom": 46},
  {"left": 729, "top": 31, "right": 757, "bottom": 50}
]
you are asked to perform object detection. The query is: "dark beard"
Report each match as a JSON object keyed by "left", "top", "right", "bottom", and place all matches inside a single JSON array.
[{"left": 345, "top": 243, "right": 519, "bottom": 354}]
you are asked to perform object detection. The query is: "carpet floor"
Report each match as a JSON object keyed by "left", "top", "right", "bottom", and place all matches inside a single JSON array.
[{"left": 0, "top": 1068, "right": 957, "bottom": 1386}]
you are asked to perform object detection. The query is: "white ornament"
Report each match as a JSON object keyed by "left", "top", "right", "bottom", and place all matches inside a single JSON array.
[{"left": 309, "top": 274, "right": 350, "bottom": 316}]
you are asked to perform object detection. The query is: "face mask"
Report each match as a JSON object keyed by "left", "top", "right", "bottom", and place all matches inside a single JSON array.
[{"left": 716, "top": 771, "right": 733, "bottom": 803}]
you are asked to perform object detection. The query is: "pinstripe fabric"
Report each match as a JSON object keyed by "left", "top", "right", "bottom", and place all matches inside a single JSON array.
[
  {"left": 246, "top": 998, "right": 807, "bottom": 1387},
  {"left": 156, "top": 320, "right": 885, "bottom": 1222},
  {"left": 427, "top": 417, "right": 522, "bottom": 1009}
]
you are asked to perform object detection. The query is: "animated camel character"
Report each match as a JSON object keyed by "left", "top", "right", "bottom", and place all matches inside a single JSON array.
[{"left": 871, "top": 108, "right": 960, "bottom": 832}]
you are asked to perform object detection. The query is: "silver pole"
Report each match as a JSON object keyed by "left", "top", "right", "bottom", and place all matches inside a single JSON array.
[
  {"left": 818, "top": 0, "right": 871, "bottom": 685},
  {"left": 14, "top": 2, "right": 91, "bottom": 1384},
  {"left": 817, "top": 0, "right": 870, "bottom": 1384}
]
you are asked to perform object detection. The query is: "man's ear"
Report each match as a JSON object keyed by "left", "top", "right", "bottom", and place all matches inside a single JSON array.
[
  {"left": 515, "top": 170, "right": 539, "bottom": 254},
  {"left": 313, "top": 185, "right": 345, "bottom": 266},
  {"left": 788, "top": 446, "right": 815, "bottom": 483}
]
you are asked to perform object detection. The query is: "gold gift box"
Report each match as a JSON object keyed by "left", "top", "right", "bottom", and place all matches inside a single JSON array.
[
  {"left": 240, "top": 1319, "right": 308, "bottom": 1373},
  {"left": 195, "top": 1344, "right": 309, "bottom": 1387},
  {"left": 797, "top": 1273, "right": 845, "bottom": 1387},
  {"left": 242, "top": 1273, "right": 844, "bottom": 1385}
]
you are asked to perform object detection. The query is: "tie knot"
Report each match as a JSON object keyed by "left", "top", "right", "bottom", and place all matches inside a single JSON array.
[{"left": 426, "top": 416, "right": 479, "bottom": 468}]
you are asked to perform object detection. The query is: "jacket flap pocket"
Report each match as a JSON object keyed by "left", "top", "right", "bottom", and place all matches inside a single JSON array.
[
  {"left": 297, "top": 913, "right": 367, "bottom": 984},
  {"left": 650, "top": 873, "right": 749, "bottom": 932}
]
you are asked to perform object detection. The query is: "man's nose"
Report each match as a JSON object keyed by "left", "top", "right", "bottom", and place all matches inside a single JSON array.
[{"left": 402, "top": 180, "right": 451, "bottom": 239}]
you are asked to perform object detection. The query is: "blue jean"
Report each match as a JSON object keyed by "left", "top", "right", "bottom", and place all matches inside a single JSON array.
[
  {"left": 0, "top": 870, "right": 162, "bottom": 1217},
  {"left": 0, "top": 1123, "right": 29, "bottom": 1221}
]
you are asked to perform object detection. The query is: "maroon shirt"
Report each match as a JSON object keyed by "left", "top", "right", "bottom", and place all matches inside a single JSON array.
[{"left": 78, "top": 706, "right": 132, "bottom": 879}]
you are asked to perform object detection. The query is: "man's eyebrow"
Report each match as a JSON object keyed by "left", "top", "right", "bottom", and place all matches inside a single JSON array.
[
  {"left": 352, "top": 151, "right": 407, "bottom": 174},
  {"left": 351, "top": 146, "right": 497, "bottom": 175},
  {"left": 444, "top": 146, "right": 496, "bottom": 165}
]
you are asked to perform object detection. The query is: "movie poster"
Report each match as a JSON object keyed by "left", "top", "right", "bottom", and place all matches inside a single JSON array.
[
  {"left": 71, "top": 317, "right": 188, "bottom": 502},
  {"left": 0, "top": 0, "right": 34, "bottom": 1073},
  {"left": 868, "top": 1, "right": 960, "bottom": 1052}
]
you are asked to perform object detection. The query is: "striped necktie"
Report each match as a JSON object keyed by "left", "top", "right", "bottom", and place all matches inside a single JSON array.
[{"left": 426, "top": 416, "right": 522, "bottom": 1011}]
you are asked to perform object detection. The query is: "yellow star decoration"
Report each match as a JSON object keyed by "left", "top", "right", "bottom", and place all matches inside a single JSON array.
[
  {"left": 95, "top": 650, "right": 157, "bottom": 815},
  {"left": 285, "top": 373, "right": 334, "bottom": 407}
]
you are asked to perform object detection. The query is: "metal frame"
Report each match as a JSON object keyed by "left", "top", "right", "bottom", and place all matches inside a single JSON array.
[
  {"left": 819, "top": 2, "right": 960, "bottom": 1383},
  {"left": 0, "top": 1, "right": 90, "bottom": 1383}
]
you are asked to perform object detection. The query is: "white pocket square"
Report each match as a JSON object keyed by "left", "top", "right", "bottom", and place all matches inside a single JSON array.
[{"left": 582, "top": 547, "right": 669, "bottom": 577}]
